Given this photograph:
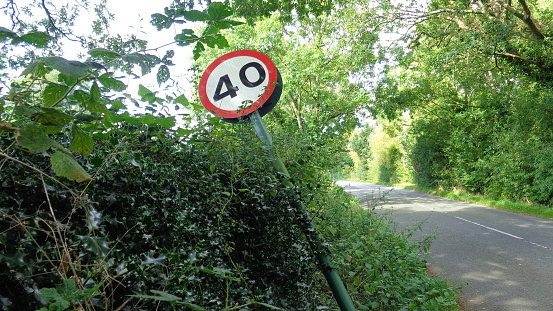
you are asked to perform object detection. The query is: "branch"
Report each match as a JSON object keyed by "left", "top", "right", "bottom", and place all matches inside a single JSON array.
[
  {"left": 41, "top": 0, "right": 80, "bottom": 42},
  {"left": 493, "top": 51, "right": 551, "bottom": 69},
  {"left": 499, "top": 0, "right": 545, "bottom": 40},
  {"left": 0, "top": 152, "right": 78, "bottom": 198}
]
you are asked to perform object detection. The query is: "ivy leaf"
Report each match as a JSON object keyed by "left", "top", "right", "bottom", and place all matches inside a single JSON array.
[
  {"left": 78, "top": 235, "right": 110, "bottom": 255},
  {"left": 16, "top": 123, "right": 52, "bottom": 153},
  {"left": 71, "top": 127, "right": 93, "bottom": 156},
  {"left": 156, "top": 65, "right": 170, "bottom": 85},
  {"left": 51, "top": 150, "right": 92, "bottom": 183},
  {"left": 207, "top": 2, "right": 233, "bottom": 20},
  {"left": 181, "top": 10, "right": 210, "bottom": 22},
  {"left": 43, "top": 83, "right": 69, "bottom": 106},
  {"left": 98, "top": 73, "right": 126, "bottom": 91},
  {"left": 20, "top": 31, "right": 52, "bottom": 47},
  {"left": 88, "top": 48, "right": 121, "bottom": 58}
]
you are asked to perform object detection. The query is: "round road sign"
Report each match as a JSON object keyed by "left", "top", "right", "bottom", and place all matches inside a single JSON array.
[{"left": 199, "top": 50, "right": 279, "bottom": 119}]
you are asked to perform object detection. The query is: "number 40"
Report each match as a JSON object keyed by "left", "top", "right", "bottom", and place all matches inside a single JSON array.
[{"left": 213, "top": 62, "right": 266, "bottom": 101}]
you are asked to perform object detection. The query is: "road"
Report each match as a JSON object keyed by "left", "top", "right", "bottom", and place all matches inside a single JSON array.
[{"left": 337, "top": 181, "right": 553, "bottom": 311}]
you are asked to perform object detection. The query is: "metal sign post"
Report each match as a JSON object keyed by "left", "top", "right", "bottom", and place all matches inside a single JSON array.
[
  {"left": 199, "top": 50, "right": 356, "bottom": 311},
  {"left": 249, "top": 110, "right": 356, "bottom": 311}
]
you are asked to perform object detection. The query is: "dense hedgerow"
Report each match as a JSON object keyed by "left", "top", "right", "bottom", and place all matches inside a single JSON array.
[
  {"left": 0, "top": 125, "right": 458, "bottom": 310},
  {"left": 0, "top": 128, "right": 321, "bottom": 310}
]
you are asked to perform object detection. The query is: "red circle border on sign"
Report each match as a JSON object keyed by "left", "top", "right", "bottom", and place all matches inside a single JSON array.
[{"left": 199, "top": 50, "right": 278, "bottom": 118}]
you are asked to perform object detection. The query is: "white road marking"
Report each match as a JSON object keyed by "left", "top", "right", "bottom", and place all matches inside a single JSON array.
[
  {"left": 455, "top": 216, "right": 524, "bottom": 239},
  {"left": 455, "top": 216, "right": 551, "bottom": 249}
]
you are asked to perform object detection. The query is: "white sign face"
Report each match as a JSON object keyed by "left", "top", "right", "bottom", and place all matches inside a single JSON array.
[{"left": 199, "top": 50, "right": 278, "bottom": 118}]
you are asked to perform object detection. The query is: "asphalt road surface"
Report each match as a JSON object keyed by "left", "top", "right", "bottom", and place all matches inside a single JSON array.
[{"left": 336, "top": 181, "right": 553, "bottom": 311}]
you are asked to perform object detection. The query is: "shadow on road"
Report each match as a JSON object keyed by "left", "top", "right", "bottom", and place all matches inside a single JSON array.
[{"left": 337, "top": 181, "right": 553, "bottom": 311}]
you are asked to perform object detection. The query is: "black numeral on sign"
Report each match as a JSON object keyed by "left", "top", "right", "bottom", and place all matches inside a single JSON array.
[
  {"left": 213, "top": 74, "right": 239, "bottom": 101},
  {"left": 213, "top": 62, "right": 266, "bottom": 101},
  {"left": 240, "top": 62, "right": 265, "bottom": 87}
]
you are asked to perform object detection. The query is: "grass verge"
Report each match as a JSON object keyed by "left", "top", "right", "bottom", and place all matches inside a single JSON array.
[
  {"left": 359, "top": 180, "right": 553, "bottom": 220},
  {"left": 315, "top": 185, "right": 461, "bottom": 310}
]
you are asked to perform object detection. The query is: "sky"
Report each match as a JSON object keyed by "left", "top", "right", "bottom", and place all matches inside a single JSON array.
[
  {"left": 2, "top": 0, "right": 196, "bottom": 99},
  {"left": 72, "top": 0, "right": 197, "bottom": 111}
]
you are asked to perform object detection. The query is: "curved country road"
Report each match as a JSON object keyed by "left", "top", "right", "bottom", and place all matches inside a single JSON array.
[{"left": 337, "top": 181, "right": 553, "bottom": 311}]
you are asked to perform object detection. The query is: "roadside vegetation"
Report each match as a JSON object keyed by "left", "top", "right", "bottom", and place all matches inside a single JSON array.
[
  {"left": 362, "top": 181, "right": 553, "bottom": 220},
  {"left": 346, "top": 1, "right": 553, "bottom": 219},
  {"left": 7, "top": 0, "right": 545, "bottom": 310}
]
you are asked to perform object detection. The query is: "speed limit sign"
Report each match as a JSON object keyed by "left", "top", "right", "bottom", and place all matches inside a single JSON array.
[{"left": 199, "top": 50, "right": 281, "bottom": 120}]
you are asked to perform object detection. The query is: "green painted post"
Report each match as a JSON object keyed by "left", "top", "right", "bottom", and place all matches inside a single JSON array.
[{"left": 249, "top": 110, "right": 356, "bottom": 311}]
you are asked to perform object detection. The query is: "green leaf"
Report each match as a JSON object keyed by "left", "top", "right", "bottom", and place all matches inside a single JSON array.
[
  {"left": 121, "top": 53, "right": 157, "bottom": 75},
  {"left": 87, "top": 81, "right": 103, "bottom": 112},
  {"left": 202, "top": 34, "right": 229, "bottom": 49},
  {"left": 88, "top": 48, "right": 121, "bottom": 58},
  {"left": 156, "top": 64, "right": 170, "bottom": 85},
  {"left": 51, "top": 150, "right": 92, "bottom": 182},
  {"left": 193, "top": 42, "right": 205, "bottom": 60},
  {"left": 40, "top": 56, "right": 92, "bottom": 78},
  {"left": 176, "top": 128, "right": 199, "bottom": 136},
  {"left": 138, "top": 84, "right": 154, "bottom": 97},
  {"left": 16, "top": 123, "right": 52, "bottom": 153},
  {"left": 215, "top": 19, "right": 245, "bottom": 30},
  {"left": 174, "top": 94, "right": 189, "bottom": 105},
  {"left": 182, "top": 10, "right": 210, "bottom": 22},
  {"left": 31, "top": 107, "right": 74, "bottom": 127},
  {"left": 250, "top": 301, "right": 286, "bottom": 310},
  {"left": 150, "top": 290, "right": 181, "bottom": 301},
  {"left": 71, "top": 127, "right": 93, "bottom": 156},
  {"left": 138, "top": 114, "right": 155, "bottom": 125},
  {"left": 207, "top": 2, "right": 233, "bottom": 20},
  {"left": 43, "top": 83, "right": 69, "bottom": 106},
  {"left": 161, "top": 49, "right": 174, "bottom": 65},
  {"left": 175, "top": 29, "right": 198, "bottom": 46},
  {"left": 109, "top": 101, "right": 126, "bottom": 111},
  {"left": 40, "top": 287, "right": 71, "bottom": 310},
  {"left": 98, "top": 73, "right": 126, "bottom": 91},
  {"left": 179, "top": 301, "right": 207, "bottom": 311},
  {"left": 86, "top": 82, "right": 108, "bottom": 112},
  {"left": 154, "top": 116, "right": 176, "bottom": 128},
  {"left": 78, "top": 235, "right": 110, "bottom": 255},
  {"left": 0, "top": 26, "right": 18, "bottom": 41},
  {"left": 20, "top": 31, "right": 52, "bottom": 47},
  {"left": 151, "top": 13, "right": 173, "bottom": 30}
]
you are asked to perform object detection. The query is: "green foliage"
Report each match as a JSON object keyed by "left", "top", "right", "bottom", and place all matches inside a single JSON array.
[
  {"left": 367, "top": 0, "right": 553, "bottom": 208},
  {"left": 0, "top": 128, "right": 322, "bottom": 310},
  {"left": 316, "top": 186, "right": 459, "bottom": 310},
  {"left": 37, "top": 279, "right": 102, "bottom": 311},
  {"left": 0, "top": 1, "right": 463, "bottom": 310}
]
